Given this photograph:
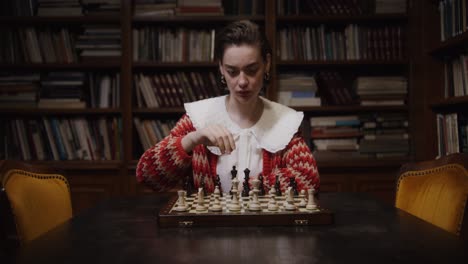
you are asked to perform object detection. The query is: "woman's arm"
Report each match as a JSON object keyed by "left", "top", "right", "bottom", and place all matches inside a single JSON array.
[
  {"left": 136, "top": 115, "right": 195, "bottom": 191},
  {"left": 267, "top": 133, "right": 320, "bottom": 193}
]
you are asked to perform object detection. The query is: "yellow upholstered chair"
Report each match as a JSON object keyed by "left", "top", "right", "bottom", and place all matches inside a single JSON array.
[
  {"left": 395, "top": 153, "right": 468, "bottom": 240},
  {"left": 0, "top": 161, "right": 72, "bottom": 244}
]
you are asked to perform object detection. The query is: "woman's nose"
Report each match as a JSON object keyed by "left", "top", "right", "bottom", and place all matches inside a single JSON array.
[{"left": 238, "top": 72, "right": 248, "bottom": 87}]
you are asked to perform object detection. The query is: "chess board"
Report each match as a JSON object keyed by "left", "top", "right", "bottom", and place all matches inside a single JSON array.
[{"left": 158, "top": 193, "right": 334, "bottom": 228}]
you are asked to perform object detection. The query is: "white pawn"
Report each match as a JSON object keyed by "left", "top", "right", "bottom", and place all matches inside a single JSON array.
[
  {"left": 195, "top": 187, "right": 207, "bottom": 212},
  {"left": 285, "top": 186, "right": 297, "bottom": 211},
  {"left": 174, "top": 190, "right": 188, "bottom": 212},
  {"left": 210, "top": 186, "right": 222, "bottom": 212},
  {"left": 298, "top": 189, "right": 307, "bottom": 207},
  {"left": 248, "top": 178, "right": 261, "bottom": 211},
  {"left": 306, "top": 187, "right": 318, "bottom": 211},
  {"left": 267, "top": 187, "right": 279, "bottom": 211}
]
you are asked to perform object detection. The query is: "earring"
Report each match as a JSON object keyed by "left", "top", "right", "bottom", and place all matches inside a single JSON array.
[
  {"left": 264, "top": 72, "right": 270, "bottom": 81},
  {"left": 220, "top": 75, "right": 227, "bottom": 85}
]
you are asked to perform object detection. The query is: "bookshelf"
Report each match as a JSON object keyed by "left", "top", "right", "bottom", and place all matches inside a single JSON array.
[
  {"left": 416, "top": 0, "right": 468, "bottom": 158},
  {"left": 1, "top": 0, "right": 416, "bottom": 211}
]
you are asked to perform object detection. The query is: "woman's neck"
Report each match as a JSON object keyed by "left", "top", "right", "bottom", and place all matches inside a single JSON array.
[{"left": 226, "top": 95, "right": 263, "bottom": 129}]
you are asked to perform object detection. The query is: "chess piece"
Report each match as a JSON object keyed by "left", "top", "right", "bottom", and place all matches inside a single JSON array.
[
  {"left": 241, "top": 168, "right": 251, "bottom": 197},
  {"left": 289, "top": 177, "right": 299, "bottom": 196},
  {"left": 248, "top": 178, "right": 261, "bottom": 211},
  {"left": 267, "top": 187, "right": 279, "bottom": 211},
  {"left": 215, "top": 174, "right": 222, "bottom": 197},
  {"left": 231, "top": 166, "right": 237, "bottom": 179},
  {"left": 242, "top": 168, "right": 251, "bottom": 195},
  {"left": 258, "top": 174, "right": 265, "bottom": 196},
  {"left": 306, "top": 187, "right": 318, "bottom": 211},
  {"left": 174, "top": 190, "right": 188, "bottom": 212},
  {"left": 284, "top": 186, "right": 297, "bottom": 211},
  {"left": 200, "top": 175, "right": 206, "bottom": 196},
  {"left": 274, "top": 175, "right": 282, "bottom": 196},
  {"left": 228, "top": 177, "right": 241, "bottom": 211},
  {"left": 298, "top": 189, "right": 307, "bottom": 207},
  {"left": 230, "top": 166, "right": 237, "bottom": 196},
  {"left": 184, "top": 174, "right": 194, "bottom": 196},
  {"left": 195, "top": 187, "right": 207, "bottom": 212},
  {"left": 209, "top": 186, "right": 223, "bottom": 212}
]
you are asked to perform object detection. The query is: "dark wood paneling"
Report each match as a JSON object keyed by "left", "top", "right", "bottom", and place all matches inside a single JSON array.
[{"left": 66, "top": 171, "right": 121, "bottom": 214}]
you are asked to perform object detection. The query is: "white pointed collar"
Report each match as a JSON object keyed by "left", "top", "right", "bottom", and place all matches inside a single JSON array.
[{"left": 184, "top": 95, "right": 304, "bottom": 154}]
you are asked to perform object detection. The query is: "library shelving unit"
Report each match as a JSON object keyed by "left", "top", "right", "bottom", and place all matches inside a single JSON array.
[
  {"left": 420, "top": 0, "right": 468, "bottom": 158},
  {"left": 0, "top": 12, "right": 125, "bottom": 212},
  {"left": 271, "top": 2, "right": 414, "bottom": 203},
  {"left": 1, "top": 0, "right": 419, "bottom": 211}
]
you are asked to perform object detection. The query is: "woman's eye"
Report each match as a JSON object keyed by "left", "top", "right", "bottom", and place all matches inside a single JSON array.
[
  {"left": 227, "top": 70, "right": 238, "bottom": 76},
  {"left": 245, "top": 68, "right": 258, "bottom": 75}
]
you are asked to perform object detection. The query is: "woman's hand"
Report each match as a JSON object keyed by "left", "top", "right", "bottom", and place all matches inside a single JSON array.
[{"left": 182, "top": 124, "right": 236, "bottom": 154}]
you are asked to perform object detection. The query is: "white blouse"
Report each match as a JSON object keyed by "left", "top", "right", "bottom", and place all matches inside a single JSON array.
[{"left": 184, "top": 95, "right": 303, "bottom": 193}]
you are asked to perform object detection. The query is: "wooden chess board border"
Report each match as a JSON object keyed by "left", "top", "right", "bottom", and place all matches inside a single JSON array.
[{"left": 158, "top": 195, "right": 335, "bottom": 228}]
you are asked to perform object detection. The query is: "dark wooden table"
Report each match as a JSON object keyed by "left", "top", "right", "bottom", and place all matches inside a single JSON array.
[{"left": 7, "top": 193, "right": 468, "bottom": 264}]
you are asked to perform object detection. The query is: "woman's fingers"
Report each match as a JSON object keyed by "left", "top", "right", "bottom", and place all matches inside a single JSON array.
[
  {"left": 203, "top": 125, "right": 235, "bottom": 154},
  {"left": 220, "top": 126, "right": 236, "bottom": 153}
]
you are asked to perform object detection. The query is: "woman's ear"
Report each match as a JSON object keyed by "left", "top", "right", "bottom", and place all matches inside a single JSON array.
[{"left": 265, "top": 53, "right": 271, "bottom": 73}]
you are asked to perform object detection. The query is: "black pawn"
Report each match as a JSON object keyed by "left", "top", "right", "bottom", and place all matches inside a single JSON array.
[
  {"left": 184, "top": 174, "right": 194, "bottom": 196},
  {"left": 215, "top": 174, "right": 222, "bottom": 197},
  {"left": 230, "top": 166, "right": 237, "bottom": 179},
  {"left": 258, "top": 174, "right": 265, "bottom": 196},
  {"left": 289, "top": 177, "right": 299, "bottom": 196},
  {"left": 274, "top": 175, "right": 282, "bottom": 196},
  {"left": 241, "top": 168, "right": 251, "bottom": 197}
]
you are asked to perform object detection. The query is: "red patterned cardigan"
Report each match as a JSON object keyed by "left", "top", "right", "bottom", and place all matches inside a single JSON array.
[{"left": 136, "top": 114, "right": 320, "bottom": 193}]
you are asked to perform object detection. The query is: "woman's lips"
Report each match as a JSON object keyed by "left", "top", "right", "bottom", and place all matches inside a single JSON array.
[{"left": 237, "top": 91, "right": 251, "bottom": 98}]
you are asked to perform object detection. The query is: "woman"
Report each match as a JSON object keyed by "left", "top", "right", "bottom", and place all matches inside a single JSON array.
[{"left": 136, "top": 20, "right": 319, "bottom": 194}]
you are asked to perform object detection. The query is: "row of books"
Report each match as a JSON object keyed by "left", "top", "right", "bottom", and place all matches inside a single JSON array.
[
  {"left": 278, "top": 73, "right": 321, "bottom": 106},
  {"left": 359, "top": 113, "right": 409, "bottom": 158},
  {"left": 0, "top": 117, "right": 122, "bottom": 161},
  {"left": 279, "top": 72, "right": 406, "bottom": 107},
  {"left": 222, "top": 0, "right": 264, "bottom": 15},
  {"left": 0, "top": 26, "right": 121, "bottom": 63},
  {"left": 134, "top": 71, "right": 222, "bottom": 108},
  {"left": 439, "top": 0, "right": 468, "bottom": 41},
  {"left": 0, "top": 70, "right": 405, "bottom": 109},
  {"left": 133, "top": 117, "right": 176, "bottom": 152},
  {"left": 1, "top": 25, "right": 404, "bottom": 64},
  {"left": 38, "top": 71, "right": 87, "bottom": 109},
  {"left": 437, "top": 113, "right": 468, "bottom": 156},
  {"left": 0, "top": 72, "right": 120, "bottom": 109},
  {"left": 309, "top": 113, "right": 410, "bottom": 160},
  {"left": 444, "top": 54, "right": 468, "bottom": 98},
  {"left": 278, "top": 24, "right": 405, "bottom": 61},
  {"left": 354, "top": 76, "right": 407, "bottom": 106},
  {"left": 0, "top": 0, "right": 120, "bottom": 17},
  {"left": 0, "top": 73, "right": 40, "bottom": 108},
  {"left": 134, "top": 0, "right": 264, "bottom": 17},
  {"left": 277, "top": 0, "right": 406, "bottom": 15},
  {"left": 134, "top": 0, "right": 224, "bottom": 17},
  {"left": 1, "top": 28, "right": 76, "bottom": 63},
  {"left": 76, "top": 26, "right": 122, "bottom": 61},
  {"left": 316, "top": 71, "right": 358, "bottom": 105},
  {"left": 133, "top": 27, "right": 215, "bottom": 62}
]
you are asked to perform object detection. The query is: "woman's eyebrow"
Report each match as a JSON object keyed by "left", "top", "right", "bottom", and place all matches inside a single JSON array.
[{"left": 224, "top": 62, "right": 260, "bottom": 69}]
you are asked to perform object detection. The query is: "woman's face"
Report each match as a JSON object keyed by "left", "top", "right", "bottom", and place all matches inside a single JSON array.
[{"left": 219, "top": 44, "right": 271, "bottom": 104}]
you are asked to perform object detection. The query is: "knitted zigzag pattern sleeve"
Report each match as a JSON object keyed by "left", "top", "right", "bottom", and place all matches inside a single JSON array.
[
  {"left": 265, "top": 133, "right": 320, "bottom": 193},
  {"left": 136, "top": 115, "right": 194, "bottom": 191}
]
